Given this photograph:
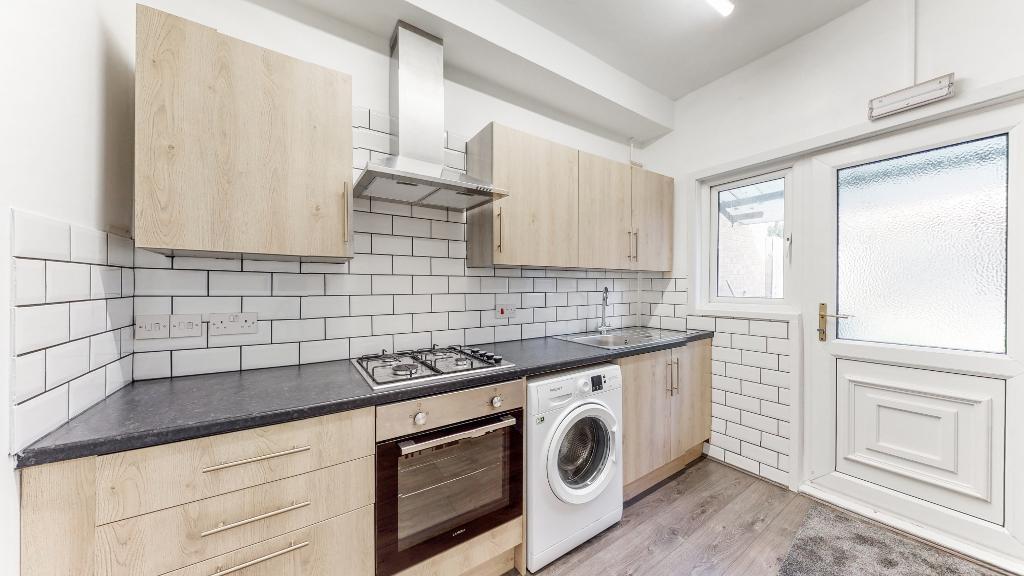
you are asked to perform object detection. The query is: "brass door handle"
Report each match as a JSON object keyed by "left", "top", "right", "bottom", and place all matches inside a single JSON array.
[
  {"left": 817, "top": 303, "right": 854, "bottom": 342},
  {"left": 209, "top": 540, "right": 310, "bottom": 576}
]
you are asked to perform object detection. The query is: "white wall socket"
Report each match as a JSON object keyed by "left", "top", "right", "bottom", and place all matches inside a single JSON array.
[
  {"left": 135, "top": 315, "right": 170, "bottom": 339},
  {"left": 495, "top": 305, "right": 517, "bottom": 319},
  {"left": 209, "top": 312, "right": 259, "bottom": 335},
  {"left": 169, "top": 314, "right": 202, "bottom": 338}
]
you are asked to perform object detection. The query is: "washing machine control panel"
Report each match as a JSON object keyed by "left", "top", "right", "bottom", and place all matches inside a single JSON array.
[{"left": 532, "top": 365, "right": 621, "bottom": 413}]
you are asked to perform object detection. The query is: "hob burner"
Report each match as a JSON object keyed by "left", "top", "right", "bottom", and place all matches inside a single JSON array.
[{"left": 392, "top": 363, "right": 420, "bottom": 376}]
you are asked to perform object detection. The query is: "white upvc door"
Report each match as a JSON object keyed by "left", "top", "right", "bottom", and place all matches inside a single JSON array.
[{"left": 803, "top": 101, "right": 1024, "bottom": 572}]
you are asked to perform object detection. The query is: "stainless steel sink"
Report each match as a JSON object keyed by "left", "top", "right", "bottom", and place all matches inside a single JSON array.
[{"left": 554, "top": 328, "right": 699, "bottom": 350}]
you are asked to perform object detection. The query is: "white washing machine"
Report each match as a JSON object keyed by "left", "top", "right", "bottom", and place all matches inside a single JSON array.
[{"left": 526, "top": 363, "right": 623, "bottom": 572}]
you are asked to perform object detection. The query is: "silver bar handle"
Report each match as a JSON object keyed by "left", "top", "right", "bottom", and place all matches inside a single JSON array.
[
  {"left": 496, "top": 207, "right": 503, "bottom": 253},
  {"left": 209, "top": 540, "right": 310, "bottom": 576},
  {"left": 399, "top": 416, "right": 516, "bottom": 456},
  {"left": 202, "top": 445, "right": 311, "bottom": 473},
  {"left": 666, "top": 361, "right": 673, "bottom": 395},
  {"left": 201, "top": 500, "right": 311, "bottom": 538},
  {"left": 674, "top": 358, "right": 680, "bottom": 393},
  {"left": 343, "top": 181, "right": 351, "bottom": 244},
  {"left": 627, "top": 230, "right": 632, "bottom": 260}
]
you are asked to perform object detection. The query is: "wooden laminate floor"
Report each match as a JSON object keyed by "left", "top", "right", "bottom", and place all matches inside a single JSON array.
[{"left": 529, "top": 458, "right": 810, "bottom": 576}]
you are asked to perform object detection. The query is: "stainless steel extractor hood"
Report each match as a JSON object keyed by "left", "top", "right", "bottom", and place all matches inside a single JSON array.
[{"left": 352, "top": 22, "right": 506, "bottom": 210}]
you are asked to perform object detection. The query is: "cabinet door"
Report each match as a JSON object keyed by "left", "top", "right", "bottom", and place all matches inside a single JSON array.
[
  {"left": 578, "top": 152, "right": 632, "bottom": 269},
  {"left": 631, "top": 168, "right": 674, "bottom": 271},
  {"left": 491, "top": 124, "right": 580, "bottom": 267},
  {"left": 134, "top": 6, "right": 353, "bottom": 258},
  {"left": 669, "top": 341, "right": 712, "bottom": 460},
  {"left": 618, "top": 350, "right": 673, "bottom": 485}
]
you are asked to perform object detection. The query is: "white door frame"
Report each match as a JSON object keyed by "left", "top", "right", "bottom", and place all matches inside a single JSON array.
[{"left": 800, "top": 100, "right": 1024, "bottom": 573}]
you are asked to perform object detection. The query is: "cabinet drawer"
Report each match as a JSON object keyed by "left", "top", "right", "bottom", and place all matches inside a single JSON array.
[
  {"left": 163, "top": 505, "right": 374, "bottom": 576},
  {"left": 376, "top": 380, "right": 524, "bottom": 441},
  {"left": 95, "top": 457, "right": 373, "bottom": 576},
  {"left": 96, "top": 408, "right": 374, "bottom": 524}
]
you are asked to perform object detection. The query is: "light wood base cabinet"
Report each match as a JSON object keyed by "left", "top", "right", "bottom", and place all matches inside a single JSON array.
[
  {"left": 164, "top": 506, "right": 374, "bottom": 576},
  {"left": 19, "top": 410, "right": 375, "bottom": 576},
  {"left": 134, "top": 6, "right": 353, "bottom": 258},
  {"left": 618, "top": 340, "right": 712, "bottom": 497}
]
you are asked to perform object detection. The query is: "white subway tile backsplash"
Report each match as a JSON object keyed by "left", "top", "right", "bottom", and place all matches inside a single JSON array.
[
  {"left": 172, "top": 347, "right": 240, "bottom": 376},
  {"left": 134, "top": 351, "right": 170, "bottom": 380},
  {"left": 273, "top": 273, "right": 324, "bottom": 296},
  {"left": 325, "top": 274, "right": 371, "bottom": 295},
  {"left": 208, "top": 271, "right": 270, "bottom": 296},
  {"left": 136, "top": 269, "right": 207, "bottom": 296},
  {"left": 326, "top": 316, "right": 372, "bottom": 339},
  {"left": 12, "top": 259, "right": 46, "bottom": 308},
  {"left": 394, "top": 295, "right": 431, "bottom": 314},
  {"left": 414, "top": 276, "right": 449, "bottom": 295},
  {"left": 173, "top": 296, "right": 241, "bottom": 320},
  {"left": 242, "top": 343, "right": 298, "bottom": 369},
  {"left": 394, "top": 332, "right": 431, "bottom": 351},
  {"left": 135, "top": 296, "right": 172, "bottom": 315},
  {"left": 45, "top": 261, "right": 91, "bottom": 302},
  {"left": 392, "top": 256, "right": 431, "bottom": 275},
  {"left": 13, "top": 384, "right": 69, "bottom": 451},
  {"left": 372, "top": 234, "right": 412, "bottom": 255},
  {"left": 45, "top": 339, "right": 90, "bottom": 389},
  {"left": 301, "top": 296, "right": 349, "bottom": 318},
  {"left": 69, "top": 299, "right": 108, "bottom": 338},
  {"left": 430, "top": 220, "right": 463, "bottom": 240},
  {"left": 70, "top": 226, "right": 107, "bottom": 265},
  {"left": 349, "top": 254, "right": 392, "bottom": 275},
  {"left": 208, "top": 321, "right": 271, "bottom": 347},
  {"left": 134, "top": 248, "right": 172, "bottom": 268},
  {"left": 351, "top": 335, "right": 393, "bottom": 357},
  {"left": 108, "top": 234, "right": 134, "bottom": 267},
  {"left": 372, "top": 315, "right": 412, "bottom": 335},
  {"left": 15, "top": 303, "right": 69, "bottom": 354},
  {"left": 413, "top": 238, "right": 448, "bottom": 257},
  {"left": 301, "top": 339, "right": 349, "bottom": 364},
  {"left": 69, "top": 369, "right": 107, "bottom": 417},
  {"left": 175, "top": 256, "right": 241, "bottom": 271},
  {"left": 105, "top": 356, "right": 133, "bottom": 395},
  {"left": 13, "top": 211, "right": 71, "bottom": 261},
  {"left": 372, "top": 275, "right": 412, "bottom": 295},
  {"left": 391, "top": 217, "right": 431, "bottom": 238},
  {"left": 272, "top": 319, "right": 325, "bottom": 343},
  {"left": 465, "top": 327, "right": 494, "bottom": 345},
  {"left": 243, "top": 259, "right": 299, "bottom": 273},
  {"left": 13, "top": 350, "right": 46, "bottom": 403},
  {"left": 90, "top": 331, "right": 120, "bottom": 369}
]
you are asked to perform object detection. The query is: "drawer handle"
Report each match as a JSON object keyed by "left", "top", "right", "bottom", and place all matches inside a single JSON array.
[
  {"left": 210, "top": 540, "right": 310, "bottom": 576},
  {"left": 202, "top": 445, "right": 311, "bottom": 473},
  {"left": 201, "top": 500, "right": 312, "bottom": 537}
]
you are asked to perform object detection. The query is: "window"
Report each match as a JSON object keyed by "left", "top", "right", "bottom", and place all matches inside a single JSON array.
[
  {"left": 836, "top": 134, "right": 1008, "bottom": 353},
  {"left": 710, "top": 170, "right": 789, "bottom": 302}
]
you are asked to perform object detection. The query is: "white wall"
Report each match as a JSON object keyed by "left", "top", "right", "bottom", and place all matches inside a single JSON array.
[{"left": 642, "top": 0, "right": 1024, "bottom": 276}]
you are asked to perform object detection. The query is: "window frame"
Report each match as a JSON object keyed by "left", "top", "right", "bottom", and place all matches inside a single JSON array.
[{"left": 699, "top": 165, "right": 796, "bottom": 314}]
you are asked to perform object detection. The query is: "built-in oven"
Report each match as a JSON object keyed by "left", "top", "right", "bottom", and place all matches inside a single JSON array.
[{"left": 376, "top": 407, "right": 523, "bottom": 576}]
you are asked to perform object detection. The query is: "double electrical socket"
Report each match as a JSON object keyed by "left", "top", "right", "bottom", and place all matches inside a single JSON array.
[{"left": 135, "top": 312, "right": 258, "bottom": 339}]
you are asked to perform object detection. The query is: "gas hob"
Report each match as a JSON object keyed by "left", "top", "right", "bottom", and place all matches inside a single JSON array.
[{"left": 352, "top": 345, "right": 515, "bottom": 390}]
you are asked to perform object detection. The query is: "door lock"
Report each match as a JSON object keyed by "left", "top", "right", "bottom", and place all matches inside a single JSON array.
[{"left": 817, "top": 303, "right": 853, "bottom": 342}]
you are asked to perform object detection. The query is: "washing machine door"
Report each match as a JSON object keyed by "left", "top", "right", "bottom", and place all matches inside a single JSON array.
[{"left": 546, "top": 402, "right": 618, "bottom": 505}]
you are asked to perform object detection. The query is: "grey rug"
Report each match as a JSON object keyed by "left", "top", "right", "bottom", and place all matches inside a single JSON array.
[{"left": 779, "top": 505, "right": 1002, "bottom": 576}]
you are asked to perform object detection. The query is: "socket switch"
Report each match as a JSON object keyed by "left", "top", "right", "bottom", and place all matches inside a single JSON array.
[
  {"left": 136, "top": 315, "right": 170, "bottom": 339},
  {"left": 495, "top": 305, "right": 517, "bottom": 319},
  {"left": 170, "top": 314, "right": 202, "bottom": 338},
  {"left": 209, "top": 312, "right": 259, "bottom": 335}
]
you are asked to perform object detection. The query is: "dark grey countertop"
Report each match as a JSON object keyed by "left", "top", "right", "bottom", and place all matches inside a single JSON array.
[{"left": 16, "top": 331, "right": 712, "bottom": 468}]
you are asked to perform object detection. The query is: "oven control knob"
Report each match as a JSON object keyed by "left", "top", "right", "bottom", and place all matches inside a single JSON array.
[
  {"left": 413, "top": 412, "right": 427, "bottom": 426},
  {"left": 491, "top": 395, "right": 503, "bottom": 408}
]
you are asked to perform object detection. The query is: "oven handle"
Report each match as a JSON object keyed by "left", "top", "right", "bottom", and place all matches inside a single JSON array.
[{"left": 398, "top": 416, "right": 516, "bottom": 456}]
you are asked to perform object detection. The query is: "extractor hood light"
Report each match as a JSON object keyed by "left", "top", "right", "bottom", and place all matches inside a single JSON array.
[{"left": 705, "top": 0, "right": 735, "bottom": 17}]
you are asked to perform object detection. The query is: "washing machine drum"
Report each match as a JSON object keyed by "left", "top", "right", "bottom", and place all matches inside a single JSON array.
[{"left": 547, "top": 403, "right": 617, "bottom": 505}]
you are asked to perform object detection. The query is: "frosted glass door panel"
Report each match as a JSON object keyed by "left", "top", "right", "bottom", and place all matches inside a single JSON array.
[{"left": 836, "top": 135, "right": 1007, "bottom": 353}]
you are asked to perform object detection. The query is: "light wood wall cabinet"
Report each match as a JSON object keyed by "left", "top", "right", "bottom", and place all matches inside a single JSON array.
[
  {"left": 617, "top": 340, "right": 711, "bottom": 499},
  {"left": 578, "top": 152, "right": 633, "bottom": 269},
  {"left": 467, "top": 123, "right": 674, "bottom": 271},
  {"left": 467, "top": 123, "right": 580, "bottom": 268},
  {"left": 19, "top": 409, "right": 375, "bottom": 576},
  {"left": 134, "top": 6, "right": 353, "bottom": 258},
  {"left": 630, "top": 167, "right": 674, "bottom": 271}
]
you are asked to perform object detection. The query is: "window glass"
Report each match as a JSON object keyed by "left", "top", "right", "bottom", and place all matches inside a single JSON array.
[
  {"left": 716, "top": 177, "right": 786, "bottom": 299},
  {"left": 836, "top": 134, "right": 1008, "bottom": 353}
]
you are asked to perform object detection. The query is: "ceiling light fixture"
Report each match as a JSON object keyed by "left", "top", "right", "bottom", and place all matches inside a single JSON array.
[{"left": 705, "top": 0, "right": 735, "bottom": 17}]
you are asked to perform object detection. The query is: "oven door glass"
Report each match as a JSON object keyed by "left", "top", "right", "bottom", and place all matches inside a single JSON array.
[{"left": 376, "top": 410, "right": 523, "bottom": 576}]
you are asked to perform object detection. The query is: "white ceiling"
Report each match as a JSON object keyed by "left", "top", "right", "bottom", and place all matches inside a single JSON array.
[{"left": 495, "top": 0, "right": 871, "bottom": 99}]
